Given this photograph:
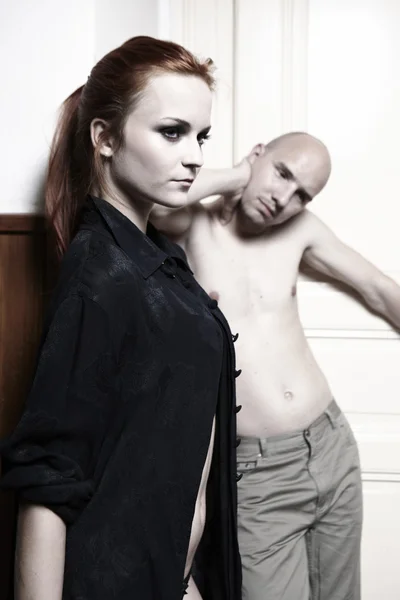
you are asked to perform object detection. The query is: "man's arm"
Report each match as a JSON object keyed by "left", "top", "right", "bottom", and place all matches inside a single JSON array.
[
  {"left": 302, "top": 211, "right": 400, "bottom": 330},
  {"left": 149, "top": 165, "right": 246, "bottom": 237},
  {"left": 150, "top": 144, "right": 263, "bottom": 238}
]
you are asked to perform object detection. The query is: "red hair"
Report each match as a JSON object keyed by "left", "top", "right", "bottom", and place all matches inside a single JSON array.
[{"left": 46, "top": 36, "right": 215, "bottom": 256}]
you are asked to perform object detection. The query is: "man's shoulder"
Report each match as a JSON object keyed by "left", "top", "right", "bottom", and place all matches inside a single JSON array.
[
  {"left": 294, "top": 209, "right": 335, "bottom": 247},
  {"left": 243, "top": 210, "right": 324, "bottom": 261},
  {"left": 278, "top": 209, "right": 328, "bottom": 243},
  {"left": 296, "top": 208, "right": 324, "bottom": 227}
]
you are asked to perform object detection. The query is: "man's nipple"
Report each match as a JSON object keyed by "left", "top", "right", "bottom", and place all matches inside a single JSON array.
[{"left": 209, "top": 290, "right": 220, "bottom": 302}]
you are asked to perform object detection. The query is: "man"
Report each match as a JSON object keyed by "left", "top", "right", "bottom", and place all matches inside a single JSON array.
[{"left": 151, "top": 132, "right": 400, "bottom": 600}]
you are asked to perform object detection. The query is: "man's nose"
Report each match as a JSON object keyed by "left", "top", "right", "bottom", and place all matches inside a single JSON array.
[{"left": 273, "top": 184, "right": 296, "bottom": 210}]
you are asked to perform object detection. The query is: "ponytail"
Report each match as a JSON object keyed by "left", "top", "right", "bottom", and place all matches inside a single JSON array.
[
  {"left": 45, "top": 36, "right": 215, "bottom": 258},
  {"left": 45, "top": 85, "right": 87, "bottom": 257}
]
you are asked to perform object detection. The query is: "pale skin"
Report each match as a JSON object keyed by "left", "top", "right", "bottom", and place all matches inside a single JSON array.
[
  {"left": 151, "top": 132, "right": 400, "bottom": 437},
  {"left": 16, "top": 72, "right": 214, "bottom": 600}
]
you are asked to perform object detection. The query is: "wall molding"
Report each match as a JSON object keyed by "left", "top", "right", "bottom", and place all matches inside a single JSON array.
[
  {"left": 362, "top": 472, "right": 400, "bottom": 483},
  {"left": 281, "top": 0, "right": 309, "bottom": 132},
  {"left": 304, "top": 328, "right": 400, "bottom": 340},
  {"left": 168, "top": 0, "right": 234, "bottom": 167},
  {"left": 346, "top": 414, "right": 400, "bottom": 477},
  {"left": 0, "top": 214, "right": 45, "bottom": 233},
  {"left": 297, "top": 272, "right": 400, "bottom": 336}
]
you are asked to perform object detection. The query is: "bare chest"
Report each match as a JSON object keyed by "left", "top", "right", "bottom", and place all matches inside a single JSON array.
[{"left": 186, "top": 214, "right": 304, "bottom": 320}]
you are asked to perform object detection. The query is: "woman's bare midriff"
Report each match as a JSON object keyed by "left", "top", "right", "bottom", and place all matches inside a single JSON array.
[{"left": 184, "top": 418, "right": 216, "bottom": 578}]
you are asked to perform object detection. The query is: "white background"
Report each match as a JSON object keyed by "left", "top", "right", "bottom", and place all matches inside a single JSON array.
[{"left": 0, "top": 0, "right": 159, "bottom": 213}]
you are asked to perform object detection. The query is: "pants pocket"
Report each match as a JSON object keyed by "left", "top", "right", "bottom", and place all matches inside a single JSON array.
[{"left": 337, "top": 413, "right": 358, "bottom": 449}]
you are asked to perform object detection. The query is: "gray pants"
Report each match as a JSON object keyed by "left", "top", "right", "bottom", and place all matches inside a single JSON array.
[{"left": 237, "top": 400, "right": 363, "bottom": 600}]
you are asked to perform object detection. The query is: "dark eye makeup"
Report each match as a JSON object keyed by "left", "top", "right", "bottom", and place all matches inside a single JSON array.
[{"left": 157, "top": 121, "right": 211, "bottom": 145}]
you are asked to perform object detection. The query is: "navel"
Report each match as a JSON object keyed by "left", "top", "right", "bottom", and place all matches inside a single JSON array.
[{"left": 284, "top": 390, "right": 293, "bottom": 401}]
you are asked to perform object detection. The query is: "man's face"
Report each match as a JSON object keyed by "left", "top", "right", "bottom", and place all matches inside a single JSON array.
[{"left": 240, "top": 137, "right": 331, "bottom": 229}]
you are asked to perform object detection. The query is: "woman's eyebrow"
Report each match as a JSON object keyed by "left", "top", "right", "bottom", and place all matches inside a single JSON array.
[
  {"left": 160, "top": 117, "right": 190, "bottom": 126},
  {"left": 160, "top": 118, "right": 212, "bottom": 133}
]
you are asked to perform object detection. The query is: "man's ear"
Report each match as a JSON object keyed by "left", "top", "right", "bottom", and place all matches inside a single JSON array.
[
  {"left": 90, "top": 118, "right": 115, "bottom": 157},
  {"left": 247, "top": 143, "right": 266, "bottom": 164}
]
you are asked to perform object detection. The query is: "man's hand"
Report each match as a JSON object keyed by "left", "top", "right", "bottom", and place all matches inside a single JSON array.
[{"left": 220, "top": 144, "right": 264, "bottom": 225}]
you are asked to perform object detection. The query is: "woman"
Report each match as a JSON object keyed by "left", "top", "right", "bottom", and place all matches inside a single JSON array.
[{"left": 0, "top": 36, "right": 241, "bottom": 600}]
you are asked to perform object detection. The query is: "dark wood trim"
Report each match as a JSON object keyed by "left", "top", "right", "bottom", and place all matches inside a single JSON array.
[
  {"left": 0, "top": 214, "right": 46, "bottom": 233},
  {"left": 0, "top": 216, "right": 51, "bottom": 600}
]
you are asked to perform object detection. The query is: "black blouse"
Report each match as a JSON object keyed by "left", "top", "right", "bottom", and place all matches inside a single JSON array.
[{"left": 0, "top": 197, "right": 242, "bottom": 600}]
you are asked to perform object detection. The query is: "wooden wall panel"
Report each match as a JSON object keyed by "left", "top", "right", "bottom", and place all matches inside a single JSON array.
[{"left": 0, "top": 215, "right": 48, "bottom": 600}]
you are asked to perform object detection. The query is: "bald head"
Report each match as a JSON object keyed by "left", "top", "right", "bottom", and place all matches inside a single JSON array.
[
  {"left": 250, "top": 131, "right": 332, "bottom": 200},
  {"left": 239, "top": 131, "right": 332, "bottom": 232},
  {"left": 265, "top": 131, "right": 327, "bottom": 150},
  {"left": 262, "top": 132, "right": 332, "bottom": 191}
]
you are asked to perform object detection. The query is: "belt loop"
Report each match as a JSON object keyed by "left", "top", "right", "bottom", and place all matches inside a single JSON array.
[
  {"left": 259, "top": 438, "right": 268, "bottom": 457},
  {"left": 324, "top": 408, "right": 336, "bottom": 429}
]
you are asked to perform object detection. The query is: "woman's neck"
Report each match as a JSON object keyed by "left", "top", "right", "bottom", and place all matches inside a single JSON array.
[{"left": 92, "top": 186, "right": 153, "bottom": 233}]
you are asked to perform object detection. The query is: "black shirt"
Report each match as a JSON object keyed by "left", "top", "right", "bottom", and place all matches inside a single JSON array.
[{"left": 0, "top": 197, "right": 242, "bottom": 600}]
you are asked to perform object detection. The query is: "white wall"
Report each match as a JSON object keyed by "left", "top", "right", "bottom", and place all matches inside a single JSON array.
[
  {"left": 0, "top": 0, "right": 160, "bottom": 214},
  {"left": 95, "top": 0, "right": 160, "bottom": 59},
  {"left": 167, "top": 0, "right": 234, "bottom": 169},
  {"left": 227, "top": 1, "right": 400, "bottom": 598}
]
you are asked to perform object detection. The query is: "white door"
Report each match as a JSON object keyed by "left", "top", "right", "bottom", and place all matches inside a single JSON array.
[{"left": 168, "top": 1, "right": 400, "bottom": 597}]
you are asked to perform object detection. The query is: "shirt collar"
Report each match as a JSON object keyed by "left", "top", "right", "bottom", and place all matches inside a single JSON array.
[{"left": 81, "top": 196, "right": 192, "bottom": 279}]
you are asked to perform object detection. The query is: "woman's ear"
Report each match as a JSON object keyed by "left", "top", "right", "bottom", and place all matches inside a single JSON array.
[{"left": 90, "top": 118, "right": 115, "bottom": 157}]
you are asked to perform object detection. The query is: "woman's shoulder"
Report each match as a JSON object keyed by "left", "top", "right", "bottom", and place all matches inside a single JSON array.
[{"left": 53, "top": 229, "right": 143, "bottom": 314}]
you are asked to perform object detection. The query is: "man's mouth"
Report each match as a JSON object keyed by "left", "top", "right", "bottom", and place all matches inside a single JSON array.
[{"left": 257, "top": 198, "right": 275, "bottom": 218}]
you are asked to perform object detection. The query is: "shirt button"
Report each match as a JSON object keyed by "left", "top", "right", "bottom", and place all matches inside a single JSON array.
[
  {"left": 236, "top": 473, "right": 243, "bottom": 482},
  {"left": 235, "top": 405, "right": 242, "bottom": 414},
  {"left": 161, "top": 262, "right": 176, "bottom": 278},
  {"left": 208, "top": 299, "right": 218, "bottom": 309},
  {"left": 232, "top": 332, "right": 239, "bottom": 343},
  {"left": 305, "top": 429, "right": 310, "bottom": 437},
  {"left": 235, "top": 438, "right": 241, "bottom": 448},
  {"left": 235, "top": 369, "right": 242, "bottom": 378}
]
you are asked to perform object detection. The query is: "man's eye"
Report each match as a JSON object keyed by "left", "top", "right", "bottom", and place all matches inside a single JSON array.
[
  {"left": 298, "top": 191, "right": 309, "bottom": 204},
  {"left": 277, "top": 167, "right": 289, "bottom": 179}
]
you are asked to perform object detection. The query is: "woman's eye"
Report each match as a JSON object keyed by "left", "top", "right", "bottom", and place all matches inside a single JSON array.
[
  {"left": 198, "top": 134, "right": 211, "bottom": 147},
  {"left": 161, "top": 128, "right": 180, "bottom": 141}
]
